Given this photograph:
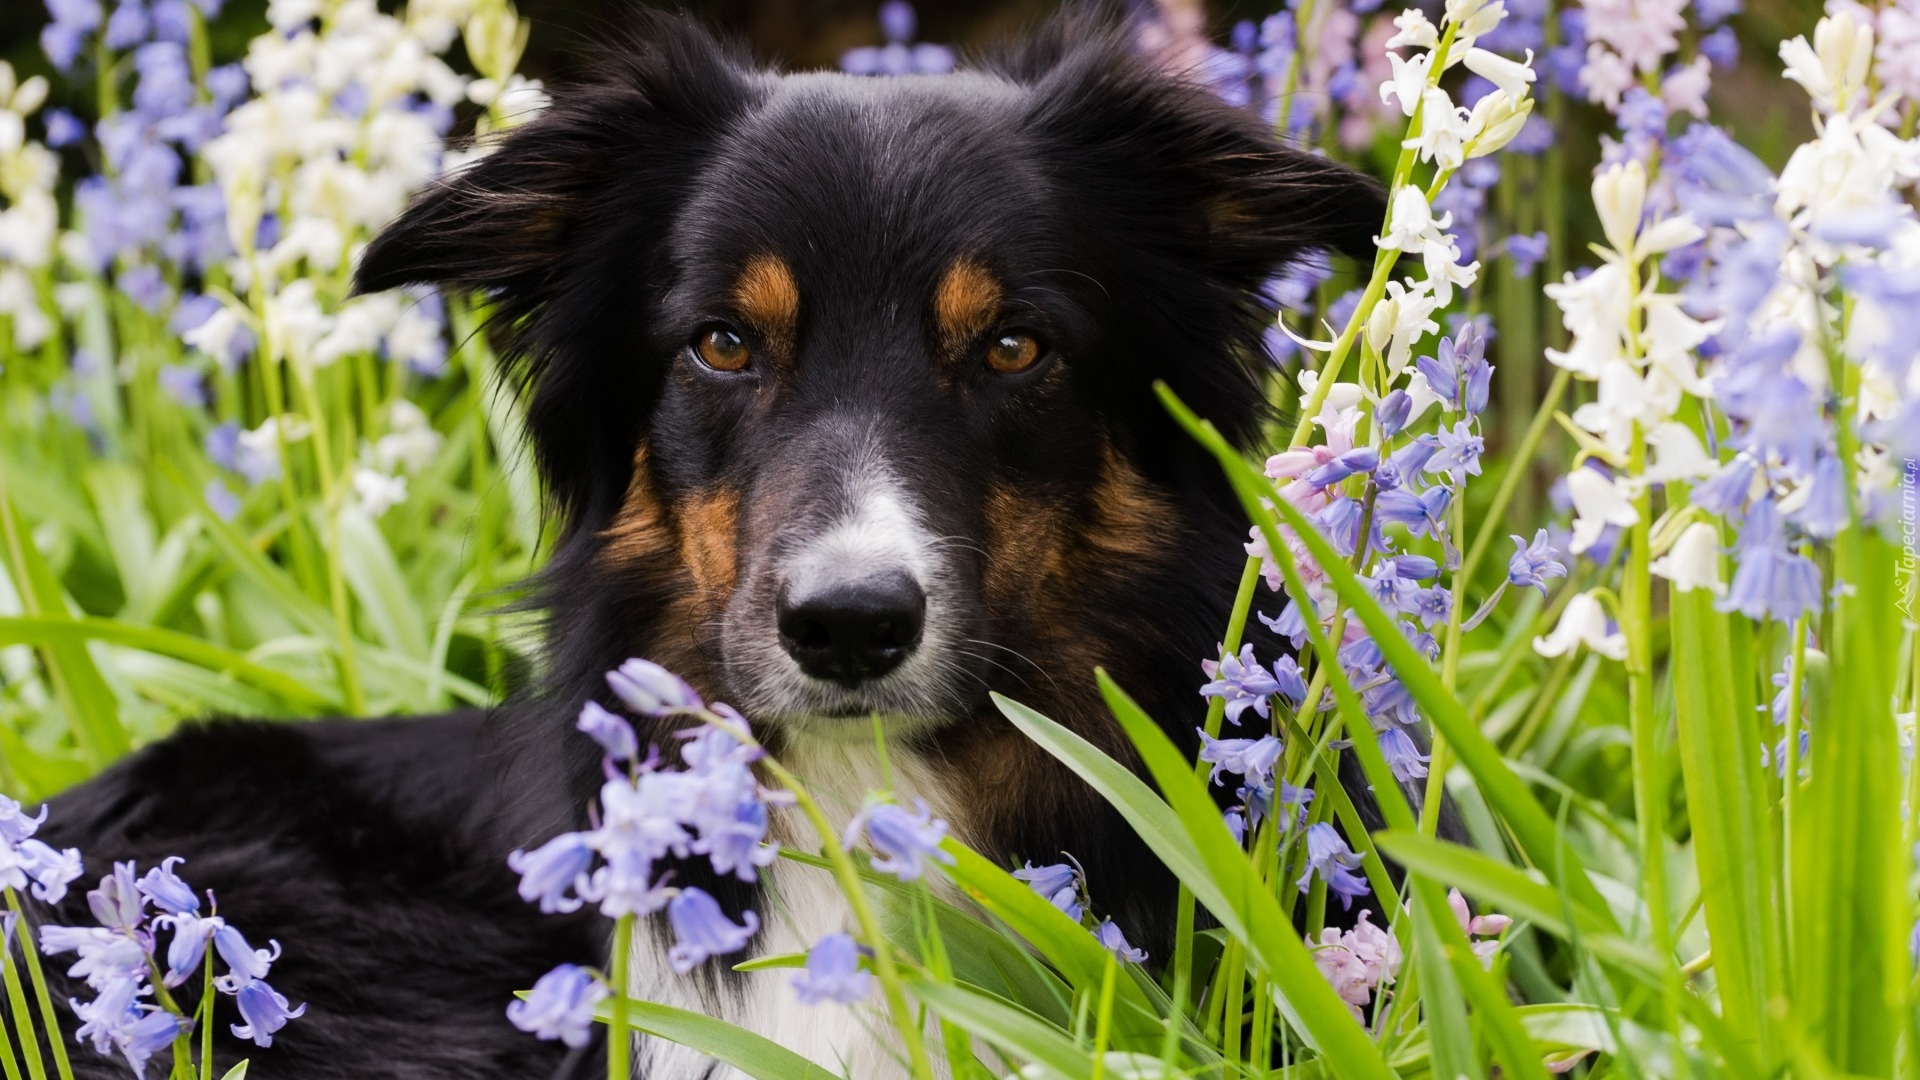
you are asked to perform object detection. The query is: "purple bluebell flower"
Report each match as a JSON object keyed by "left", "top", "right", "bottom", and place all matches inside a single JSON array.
[
  {"left": 1316, "top": 497, "right": 1369, "bottom": 558},
  {"left": 230, "top": 977, "right": 305, "bottom": 1047},
  {"left": 136, "top": 857, "right": 198, "bottom": 915},
  {"left": 1012, "top": 861, "right": 1082, "bottom": 920},
  {"left": 791, "top": 933, "right": 873, "bottom": 1005},
  {"left": 0, "top": 796, "right": 47, "bottom": 844},
  {"left": 1719, "top": 500, "right": 1824, "bottom": 622},
  {"left": 104, "top": 1, "right": 149, "bottom": 49},
  {"left": 1791, "top": 453, "right": 1848, "bottom": 538},
  {"left": 855, "top": 800, "right": 954, "bottom": 882},
  {"left": 1506, "top": 231, "right": 1549, "bottom": 276},
  {"left": 576, "top": 701, "right": 638, "bottom": 762},
  {"left": 507, "top": 964, "right": 606, "bottom": 1048},
  {"left": 203, "top": 480, "right": 239, "bottom": 521},
  {"left": 149, "top": 0, "right": 189, "bottom": 41},
  {"left": 1095, "top": 919, "right": 1147, "bottom": 964},
  {"left": 1507, "top": 530, "right": 1568, "bottom": 594},
  {"left": 509, "top": 832, "right": 595, "bottom": 914},
  {"left": 1693, "top": 0, "right": 1741, "bottom": 25},
  {"left": 1379, "top": 728, "right": 1430, "bottom": 782},
  {"left": 1196, "top": 731, "right": 1284, "bottom": 788},
  {"left": 40, "top": 925, "right": 148, "bottom": 990},
  {"left": 1258, "top": 601, "right": 1308, "bottom": 650},
  {"left": 1376, "top": 390, "right": 1413, "bottom": 439},
  {"left": 1297, "top": 823, "right": 1370, "bottom": 910},
  {"left": 1339, "top": 635, "right": 1384, "bottom": 670},
  {"left": 665, "top": 887, "right": 759, "bottom": 974},
  {"left": 213, "top": 924, "right": 280, "bottom": 985},
  {"left": 1375, "top": 486, "right": 1452, "bottom": 542},
  {"left": 44, "top": 108, "right": 86, "bottom": 148},
  {"left": 1424, "top": 422, "right": 1485, "bottom": 485},
  {"left": 1240, "top": 774, "right": 1313, "bottom": 830},
  {"left": 1694, "top": 455, "right": 1756, "bottom": 517},
  {"left": 1699, "top": 25, "right": 1739, "bottom": 68},
  {"left": 10, "top": 839, "right": 84, "bottom": 904},
  {"left": 1270, "top": 655, "right": 1307, "bottom": 704},
  {"left": 159, "top": 911, "right": 221, "bottom": 986},
  {"left": 1264, "top": 251, "right": 1333, "bottom": 312},
  {"left": 607, "top": 658, "right": 702, "bottom": 716},
  {"left": 1306, "top": 447, "right": 1380, "bottom": 489},
  {"left": 1223, "top": 809, "right": 1247, "bottom": 844},
  {"left": 158, "top": 365, "right": 205, "bottom": 408},
  {"left": 1200, "top": 644, "right": 1282, "bottom": 724},
  {"left": 1410, "top": 587, "right": 1452, "bottom": 628},
  {"left": 87, "top": 862, "right": 146, "bottom": 932}
]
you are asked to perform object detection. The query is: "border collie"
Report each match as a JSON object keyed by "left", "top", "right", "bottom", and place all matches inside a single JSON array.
[{"left": 24, "top": 12, "right": 1384, "bottom": 1078}]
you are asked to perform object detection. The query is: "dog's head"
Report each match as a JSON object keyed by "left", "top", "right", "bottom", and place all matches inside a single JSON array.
[{"left": 357, "top": 15, "right": 1382, "bottom": 743}]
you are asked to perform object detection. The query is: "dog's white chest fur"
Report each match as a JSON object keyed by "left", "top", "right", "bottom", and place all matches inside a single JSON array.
[{"left": 628, "top": 737, "right": 961, "bottom": 1078}]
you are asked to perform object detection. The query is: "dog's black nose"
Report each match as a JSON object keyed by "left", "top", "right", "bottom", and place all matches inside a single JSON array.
[{"left": 777, "top": 572, "right": 926, "bottom": 685}]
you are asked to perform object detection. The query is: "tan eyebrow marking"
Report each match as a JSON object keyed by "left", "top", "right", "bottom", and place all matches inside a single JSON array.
[
  {"left": 732, "top": 254, "right": 800, "bottom": 356},
  {"left": 933, "top": 258, "right": 1003, "bottom": 355}
]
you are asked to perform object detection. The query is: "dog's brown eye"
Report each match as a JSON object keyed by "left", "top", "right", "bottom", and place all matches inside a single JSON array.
[
  {"left": 694, "top": 326, "right": 752, "bottom": 372},
  {"left": 986, "top": 333, "right": 1042, "bottom": 374}
]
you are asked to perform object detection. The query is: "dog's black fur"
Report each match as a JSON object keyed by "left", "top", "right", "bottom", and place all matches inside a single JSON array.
[{"left": 16, "top": 13, "right": 1387, "bottom": 1078}]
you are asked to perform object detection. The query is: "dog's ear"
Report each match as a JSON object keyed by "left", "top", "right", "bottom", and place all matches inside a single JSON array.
[
  {"left": 1015, "top": 25, "right": 1386, "bottom": 274},
  {"left": 353, "top": 17, "right": 758, "bottom": 527}
]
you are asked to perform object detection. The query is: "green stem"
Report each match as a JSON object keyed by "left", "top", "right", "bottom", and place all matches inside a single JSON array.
[
  {"left": 759, "top": 758, "right": 934, "bottom": 1078},
  {"left": 1625, "top": 423, "right": 1675, "bottom": 975},
  {"left": 5, "top": 891, "right": 71, "bottom": 1080},
  {"left": 0, "top": 902, "right": 46, "bottom": 1080},
  {"left": 1171, "top": 555, "right": 1263, "bottom": 1009},
  {"left": 607, "top": 914, "right": 632, "bottom": 1080},
  {"left": 1458, "top": 366, "right": 1575, "bottom": 587}
]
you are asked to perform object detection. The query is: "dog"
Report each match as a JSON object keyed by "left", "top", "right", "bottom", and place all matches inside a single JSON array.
[{"left": 19, "top": 12, "right": 1386, "bottom": 1078}]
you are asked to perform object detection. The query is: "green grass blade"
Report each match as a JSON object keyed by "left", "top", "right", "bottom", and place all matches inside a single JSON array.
[
  {"left": 1156, "top": 383, "right": 1611, "bottom": 922},
  {"left": 589, "top": 995, "right": 838, "bottom": 1078},
  {"left": 997, "top": 685, "right": 1399, "bottom": 1077},
  {"left": 1670, "top": 585, "right": 1780, "bottom": 1065},
  {"left": 912, "top": 979, "right": 1100, "bottom": 1080},
  {"left": 0, "top": 615, "right": 337, "bottom": 713}
]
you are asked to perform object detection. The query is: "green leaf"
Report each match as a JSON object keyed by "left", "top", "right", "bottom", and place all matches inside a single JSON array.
[
  {"left": 0, "top": 615, "right": 337, "bottom": 714},
  {"left": 334, "top": 505, "right": 429, "bottom": 663},
  {"left": 1794, "top": 532, "right": 1907, "bottom": 1072},
  {"left": 910, "top": 979, "right": 1097, "bottom": 1080},
  {"left": 996, "top": 688, "right": 1399, "bottom": 1079},
  {"left": 1372, "top": 831, "right": 1663, "bottom": 983},
  {"left": 216, "top": 1063, "right": 248, "bottom": 1080},
  {"left": 1670, "top": 585, "right": 1780, "bottom": 1065},
  {"left": 1155, "top": 384, "right": 1612, "bottom": 922},
  {"left": 591, "top": 995, "right": 838, "bottom": 1078}
]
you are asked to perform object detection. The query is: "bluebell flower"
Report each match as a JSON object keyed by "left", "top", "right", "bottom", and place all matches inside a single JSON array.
[
  {"left": 508, "top": 831, "right": 595, "bottom": 914},
  {"left": 212, "top": 923, "right": 280, "bottom": 985},
  {"left": 1264, "top": 251, "right": 1333, "bottom": 312},
  {"left": 507, "top": 964, "right": 606, "bottom": 1048},
  {"left": 1387, "top": 438, "right": 1438, "bottom": 480},
  {"left": 1791, "top": 453, "right": 1848, "bottom": 538},
  {"left": 1719, "top": 500, "right": 1824, "bottom": 622},
  {"left": 1306, "top": 446, "right": 1380, "bottom": 489},
  {"left": 44, "top": 107, "right": 86, "bottom": 148},
  {"left": 158, "top": 364, "right": 205, "bottom": 407},
  {"left": 1693, "top": 0, "right": 1741, "bottom": 25},
  {"left": 1270, "top": 655, "right": 1307, "bottom": 704},
  {"left": 1196, "top": 731, "right": 1283, "bottom": 788},
  {"left": 1316, "top": 497, "right": 1368, "bottom": 557},
  {"left": 1012, "top": 861, "right": 1082, "bottom": 920},
  {"left": 1379, "top": 727, "right": 1430, "bottom": 782},
  {"left": 607, "top": 658, "right": 702, "bottom": 716},
  {"left": 665, "top": 887, "right": 759, "bottom": 974},
  {"left": 1258, "top": 602, "right": 1309, "bottom": 649},
  {"left": 204, "top": 480, "right": 239, "bottom": 521},
  {"left": 1376, "top": 390, "right": 1413, "bottom": 439},
  {"left": 1375, "top": 485, "right": 1451, "bottom": 541},
  {"left": 1365, "top": 570, "right": 1420, "bottom": 616},
  {"left": 1694, "top": 455, "right": 1757, "bottom": 517},
  {"left": 230, "top": 977, "right": 306, "bottom": 1047},
  {"left": 43, "top": 0, "right": 104, "bottom": 71},
  {"left": 104, "top": 1, "right": 149, "bottom": 50},
  {"left": 1699, "top": 25, "right": 1739, "bottom": 68},
  {"left": 87, "top": 862, "right": 146, "bottom": 932},
  {"left": 0, "top": 796, "right": 48, "bottom": 844},
  {"left": 11, "top": 839, "right": 83, "bottom": 904},
  {"left": 1410, "top": 587, "right": 1452, "bottom": 629},
  {"left": 1095, "top": 920, "right": 1147, "bottom": 964},
  {"left": 1424, "top": 422, "right": 1485, "bottom": 485},
  {"left": 1240, "top": 775, "right": 1313, "bottom": 830},
  {"left": 1506, "top": 231, "right": 1549, "bottom": 276},
  {"left": 1297, "top": 823, "right": 1370, "bottom": 910},
  {"left": 1200, "top": 644, "right": 1281, "bottom": 724},
  {"left": 136, "top": 856, "right": 198, "bottom": 915},
  {"left": 85, "top": 987, "right": 180, "bottom": 1075},
  {"left": 149, "top": 0, "right": 189, "bottom": 41},
  {"left": 792, "top": 933, "right": 874, "bottom": 1005},
  {"left": 1507, "top": 529, "right": 1568, "bottom": 594},
  {"left": 1223, "top": 809, "right": 1247, "bottom": 844},
  {"left": 158, "top": 911, "right": 221, "bottom": 987},
  {"left": 41, "top": 925, "right": 148, "bottom": 990},
  {"left": 205, "top": 62, "right": 248, "bottom": 110},
  {"left": 576, "top": 701, "right": 638, "bottom": 762},
  {"left": 854, "top": 800, "right": 954, "bottom": 882}
]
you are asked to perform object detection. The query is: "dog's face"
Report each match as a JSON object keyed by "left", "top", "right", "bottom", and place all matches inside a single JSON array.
[{"left": 357, "top": 17, "right": 1382, "bottom": 741}]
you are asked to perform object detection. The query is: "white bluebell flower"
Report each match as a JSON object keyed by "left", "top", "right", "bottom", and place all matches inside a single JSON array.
[
  {"left": 507, "top": 964, "right": 607, "bottom": 1048},
  {"left": 791, "top": 933, "right": 873, "bottom": 1006},
  {"left": 39, "top": 925, "right": 147, "bottom": 991},
  {"left": 665, "top": 888, "right": 759, "bottom": 974}
]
